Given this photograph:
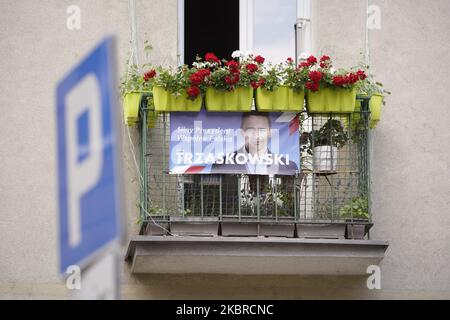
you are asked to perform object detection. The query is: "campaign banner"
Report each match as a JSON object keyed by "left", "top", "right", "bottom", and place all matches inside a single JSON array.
[{"left": 169, "top": 110, "right": 300, "bottom": 176}]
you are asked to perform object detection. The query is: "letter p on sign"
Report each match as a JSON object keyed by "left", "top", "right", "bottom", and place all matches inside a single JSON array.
[
  {"left": 56, "top": 37, "right": 122, "bottom": 276},
  {"left": 65, "top": 74, "right": 103, "bottom": 247}
]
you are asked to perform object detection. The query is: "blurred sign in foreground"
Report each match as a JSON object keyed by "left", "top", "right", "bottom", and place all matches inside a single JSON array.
[{"left": 56, "top": 36, "right": 123, "bottom": 299}]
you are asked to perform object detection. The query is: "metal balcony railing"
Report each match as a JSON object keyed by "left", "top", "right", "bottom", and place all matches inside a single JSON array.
[{"left": 137, "top": 95, "right": 373, "bottom": 238}]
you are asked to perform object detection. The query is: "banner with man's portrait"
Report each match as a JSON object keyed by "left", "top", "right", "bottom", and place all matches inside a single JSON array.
[{"left": 169, "top": 110, "right": 300, "bottom": 176}]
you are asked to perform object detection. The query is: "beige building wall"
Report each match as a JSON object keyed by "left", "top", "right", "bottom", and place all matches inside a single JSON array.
[{"left": 0, "top": 0, "right": 449, "bottom": 299}]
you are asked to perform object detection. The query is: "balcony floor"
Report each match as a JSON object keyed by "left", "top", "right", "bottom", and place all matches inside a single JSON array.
[{"left": 125, "top": 236, "right": 389, "bottom": 275}]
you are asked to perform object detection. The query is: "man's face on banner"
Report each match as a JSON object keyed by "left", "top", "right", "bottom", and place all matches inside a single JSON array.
[{"left": 241, "top": 115, "right": 271, "bottom": 155}]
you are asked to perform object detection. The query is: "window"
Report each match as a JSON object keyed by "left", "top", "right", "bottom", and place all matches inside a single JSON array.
[
  {"left": 253, "top": 0, "right": 297, "bottom": 63},
  {"left": 182, "top": 0, "right": 239, "bottom": 65}
]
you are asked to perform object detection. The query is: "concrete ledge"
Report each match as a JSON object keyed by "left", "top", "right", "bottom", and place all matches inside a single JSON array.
[{"left": 126, "top": 236, "right": 389, "bottom": 275}]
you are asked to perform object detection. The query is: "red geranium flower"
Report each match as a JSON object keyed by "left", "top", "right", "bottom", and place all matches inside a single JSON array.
[
  {"left": 346, "top": 73, "right": 359, "bottom": 84},
  {"left": 254, "top": 55, "right": 265, "bottom": 64},
  {"left": 232, "top": 74, "right": 240, "bottom": 84},
  {"left": 246, "top": 63, "right": 258, "bottom": 74},
  {"left": 225, "top": 76, "right": 232, "bottom": 85},
  {"left": 305, "top": 81, "right": 319, "bottom": 92},
  {"left": 187, "top": 86, "right": 201, "bottom": 98},
  {"left": 320, "top": 57, "right": 332, "bottom": 69},
  {"left": 226, "top": 60, "right": 239, "bottom": 70},
  {"left": 308, "top": 71, "right": 323, "bottom": 82},
  {"left": 356, "top": 70, "right": 367, "bottom": 80},
  {"left": 332, "top": 75, "right": 346, "bottom": 87},
  {"left": 190, "top": 69, "right": 211, "bottom": 85},
  {"left": 205, "top": 52, "right": 220, "bottom": 64},
  {"left": 190, "top": 72, "right": 204, "bottom": 85},
  {"left": 143, "top": 69, "right": 156, "bottom": 81},
  {"left": 198, "top": 68, "right": 211, "bottom": 77},
  {"left": 251, "top": 77, "right": 266, "bottom": 89},
  {"left": 306, "top": 55, "right": 317, "bottom": 65},
  {"left": 287, "top": 57, "right": 293, "bottom": 63},
  {"left": 299, "top": 61, "right": 310, "bottom": 68}
]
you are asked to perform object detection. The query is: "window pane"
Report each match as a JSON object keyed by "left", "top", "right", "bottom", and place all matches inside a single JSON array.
[
  {"left": 185, "top": 0, "right": 239, "bottom": 65},
  {"left": 253, "top": 0, "right": 297, "bottom": 64}
]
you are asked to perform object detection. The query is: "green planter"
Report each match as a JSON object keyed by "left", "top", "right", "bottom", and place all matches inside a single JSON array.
[
  {"left": 369, "top": 93, "right": 383, "bottom": 128},
  {"left": 350, "top": 94, "right": 383, "bottom": 129},
  {"left": 255, "top": 86, "right": 304, "bottom": 112},
  {"left": 123, "top": 92, "right": 142, "bottom": 126},
  {"left": 205, "top": 87, "right": 253, "bottom": 112},
  {"left": 307, "top": 87, "right": 356, "bottom": 113},
  {"left": 152, "top": 86, "right": 202, "bottom": 112}
]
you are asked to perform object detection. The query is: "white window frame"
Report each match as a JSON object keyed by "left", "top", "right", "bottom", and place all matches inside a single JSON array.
[
  {"left": 177, "top": 0, "right": 185, "bottom": 65},
  {"left": 239, "top": 0, "right": 254, "bottom": 53}
]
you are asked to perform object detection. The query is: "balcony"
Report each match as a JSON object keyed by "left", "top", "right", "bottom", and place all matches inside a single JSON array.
[{"left": 126, "top": 96, "right": 388, "bottom": 274}]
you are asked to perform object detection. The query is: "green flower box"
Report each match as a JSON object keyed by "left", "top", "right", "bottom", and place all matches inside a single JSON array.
[
  {"left": 123, "top": 92, "right": 142, "bottom": 126},
  {"left": 369, "top": 93, "right": 383, "bottom": 128},
  {"left": 307, "top": 87, "right": 356, "bottom": 113},
  {"left": 205, "top": 87, "right": 253, "bottom": 112},
  {"left": 152, "top": 86, "right": 202, "bottom": 112},
  {"left": 350, "top": 94, "right": 383, "bottom": 129},
  {"left": 255, "top": 86, "right": 304, "bottom": 112}
]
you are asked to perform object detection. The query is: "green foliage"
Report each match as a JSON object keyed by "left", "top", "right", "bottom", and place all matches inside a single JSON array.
[
  {"left": 154, "top": 65, "right": 191, "bottom": 94},
  {"left": 207, "top": 67, "right": 238, "bottom": 91},
  {"left": 119, "top": 40, "right": 153, "bottom": 97},
  {"left": 119, "top": 42, "right": 155, "bottom": 97},
  {"left": 146, "top": 204, "right": 167, "bottom": 216},
  {"left": 259, "top": 64, "right": 282, "bottom": 91},
  {"left": 178, "top": 208, "right": 192, "bottom": 216},
  {"left": 339, "top": 196, "right": 370, "bottom": 220},
  {"left": 312, "top": 119, "right": 349, "bottom": 149},
  {"left": 240, "top": 200, "right": 256, "bottom": 215},
  {"left": 119, "top": 63, "right": 153, "bottom": 96},
  {"left": 355, "top": 62, "right": 391, "bottom": 102},
  {"left": 205, "top": 55, "right": 262, "bottom": 91},
  {"left": 283, "top": 60, "right": 310, "bottom": 92},
  {"left": 259, "top": 59, "right": 309, "bottom": 93},
  {"left": 276, "top": 190, "right": 294, "bottom": 217}
]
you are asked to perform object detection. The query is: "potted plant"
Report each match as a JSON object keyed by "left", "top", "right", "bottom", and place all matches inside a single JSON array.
[
  {"left": 306, "top": 119, "right": 348, "bottom": 172},
  {"left": 119, "top": 42, "right": 156, "bottom": 126},
  {"left": 201, "top": 52, "right": 262, "bottom": 112},
  {"left": 339, "top": 195, "right": 370, "bottom": 239},
  {"left": 354, "top": 65, "right": 391, "bottom": 128},
  {"left": 304, "top": 55, "right": 367, "bottom": 113},
  {"left": 255, "top": 57, "right": 307, "bottom": 112},
  {"left": 119, "top": 64, "right": 156, "bottom": 126},
  {"left": 152, "top": 65, "right": 204, "bottom": 112}
]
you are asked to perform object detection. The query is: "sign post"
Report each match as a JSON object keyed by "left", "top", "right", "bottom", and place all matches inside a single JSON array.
[{"left": 56, "top": 36, "right": 123, "bottom": 299}]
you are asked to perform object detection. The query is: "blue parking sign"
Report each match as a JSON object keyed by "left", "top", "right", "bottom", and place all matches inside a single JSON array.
[{"left": 56, "top": 37, "right": 122, "bottom": 275}]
